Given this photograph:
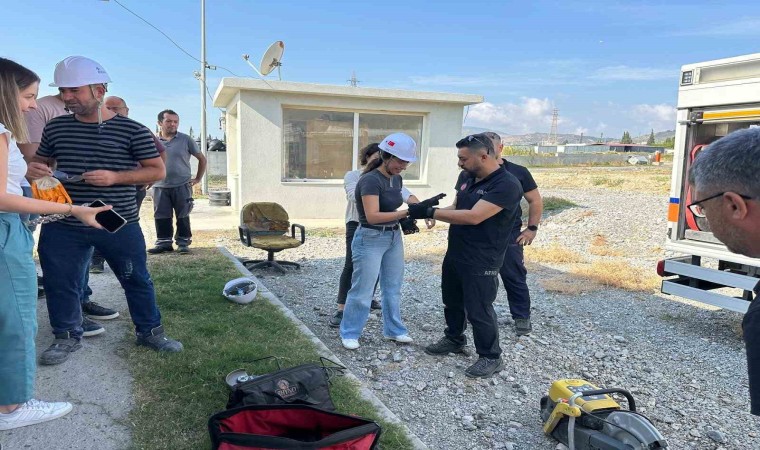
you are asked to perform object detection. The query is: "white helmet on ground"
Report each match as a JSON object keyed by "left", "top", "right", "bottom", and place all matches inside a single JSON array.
[
  {"left": 379, "top": 132, "right": 417, "bottom": 162},
  {"left": 223, "top": 278, "right": 258, "bottom": 304},
  {"left": 50, "top": 56, "right": 112, "bottom": 88}
]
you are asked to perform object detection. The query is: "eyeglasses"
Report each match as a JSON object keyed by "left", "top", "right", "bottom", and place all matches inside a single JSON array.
[
  {"left": 687, "top": 192, "right": 754, "bottom": 218},
  {"left": 466, "top": 134, "right": 493, "bottom": 155}
]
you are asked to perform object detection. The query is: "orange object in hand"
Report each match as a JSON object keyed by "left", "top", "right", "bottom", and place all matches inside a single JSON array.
[{"left": 31, "top": 176, "right": 72, "bottom": 204}]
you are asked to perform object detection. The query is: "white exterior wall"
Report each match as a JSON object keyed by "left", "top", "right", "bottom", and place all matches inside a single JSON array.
[{"left": 218, "top": 84, "right": 477, "bottom": 219}]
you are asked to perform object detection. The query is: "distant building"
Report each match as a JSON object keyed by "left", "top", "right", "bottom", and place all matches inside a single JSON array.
[{"left": 213, "top": 78, "right": 481, "bottom": 218}]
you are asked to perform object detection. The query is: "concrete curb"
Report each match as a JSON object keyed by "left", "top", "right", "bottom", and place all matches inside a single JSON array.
[{"left": 217, "top": 246, "right": 429, "bottom": 450}]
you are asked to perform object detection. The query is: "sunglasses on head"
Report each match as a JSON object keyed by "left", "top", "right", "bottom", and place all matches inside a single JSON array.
[{"left": 466, "top": 134, "right": 493, "bottom": 154}]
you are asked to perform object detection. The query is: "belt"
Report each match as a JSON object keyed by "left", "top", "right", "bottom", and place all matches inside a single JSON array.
[{"left": 361, "top": 223, "right": 399, "bottom": 231}]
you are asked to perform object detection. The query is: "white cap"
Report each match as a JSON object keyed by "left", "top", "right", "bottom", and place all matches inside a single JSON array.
[
  {"left": 49, "top": 56, "right": 112, "bottom": 88},
  {"left": 378, "top": 133, "right": 417, "bottom": 162}
]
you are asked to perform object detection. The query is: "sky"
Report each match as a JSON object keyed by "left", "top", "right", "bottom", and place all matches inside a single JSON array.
[{"left": 3, "top": 0, "right": 760, "bottom": 141}]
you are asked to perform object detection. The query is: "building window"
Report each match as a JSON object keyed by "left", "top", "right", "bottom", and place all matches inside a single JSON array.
[
  {"left": 282, "top": 108, "right": 424, "bottom": 181},
  {"left": 359, "top": 113, "right": 423, "bottom": 180},
  {"left": 283, "top": 109, "right": 354, "bottom": 180}
]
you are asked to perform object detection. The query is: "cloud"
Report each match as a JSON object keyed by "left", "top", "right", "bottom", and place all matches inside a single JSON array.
[
  {"left": 671, "top": 17, "right": 760, "bottom": 37},
  {"left": 466, "top": 98, "right": 554, "bottom": 134},
  {"left": 631, "top": 103, "right": 676, "bottom": 130},
  {"left": 589, "top": 65, "right": 674, "bottom": 81}
]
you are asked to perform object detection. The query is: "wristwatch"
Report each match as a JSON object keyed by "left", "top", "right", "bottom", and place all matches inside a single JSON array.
[{"left": 526, "top": 225, "right": 539, "bottom": 232}]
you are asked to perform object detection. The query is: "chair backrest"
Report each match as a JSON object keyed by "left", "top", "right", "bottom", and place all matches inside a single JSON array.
[{"left": 240, "top": 202, "right": 290, "bottom": 235}]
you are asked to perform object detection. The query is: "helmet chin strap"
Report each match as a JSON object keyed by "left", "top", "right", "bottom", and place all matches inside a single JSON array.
[{"left": 89, "top": 83, "right": 108, "bottom": 127}]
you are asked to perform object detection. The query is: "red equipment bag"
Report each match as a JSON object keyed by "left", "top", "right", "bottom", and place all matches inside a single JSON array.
[
  {"left": 208, "top": 404, "right": 382, "bottom": 450},
  {"left": 685, "top": 144, "right": 711, "bottom": 231}
]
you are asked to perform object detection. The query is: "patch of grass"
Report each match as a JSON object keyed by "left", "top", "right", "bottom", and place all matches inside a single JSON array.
[
  {"left": 590, "top": 177, "right": 624, "bottom": 187},
  {"left": 543, "top": 196, "right": 578, "bottom": 212},
  {"left": 588, "top": 234, "right": 624, "bottom": 257},
  {"left": 308, "top": 227, "right": 345, "bottom": 238},
  {"left": 541, "top": 275, "right": 601, "bottom": 295},
  {"left": 128, "top": 248, "right": 413, "bottom": 450},
  {"left": 533, "top": 166, "right": 672, "bottom": 193},
  {"left": 572, "top": 260, "right": 660, "bottom": 292},
  {"left": 525, "top": 243, "right": 586, "bottom": 264},
  {"left": 207, "top": 175, "right": 227, "bottom": 190}
]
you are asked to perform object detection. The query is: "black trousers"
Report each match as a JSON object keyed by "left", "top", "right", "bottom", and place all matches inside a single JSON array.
[
  {"left": 744, "top": 293, "right": 760, "bottom": 415},
  {"left": 336, "top": 221, "right": 378, "bottom": 305},
  {"left": 499, "top": 227, "right": 531, "bottom": 319},
  {"left": 441, "top": 256, "right": 501, "bottom": 358},
  {"left": 153, "top": 185, "right": 194, "bottom": 247}
]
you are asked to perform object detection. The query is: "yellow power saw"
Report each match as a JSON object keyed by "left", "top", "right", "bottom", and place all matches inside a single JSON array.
[{"left": 540, "top": 379, "right": 668, "bottom": 450}]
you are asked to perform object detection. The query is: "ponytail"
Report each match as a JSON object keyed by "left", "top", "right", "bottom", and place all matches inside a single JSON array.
[{"left": 362, "top": 150, "right": 389, "bottom": 174}]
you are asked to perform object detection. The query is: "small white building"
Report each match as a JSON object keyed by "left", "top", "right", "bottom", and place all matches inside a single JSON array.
[{"left": 213, "top": 78, "right": 482, "bottom": 218}]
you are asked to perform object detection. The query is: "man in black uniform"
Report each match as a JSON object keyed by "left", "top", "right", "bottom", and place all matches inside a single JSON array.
[
  {"left": 687, "top": 128, "right": 760, "bottom": 415},
  {"left": 409, "top": 134, "right": 523, "bottom": 378},
  {"left": 484, "top": 132, "right": 543, "bottom": 336}
]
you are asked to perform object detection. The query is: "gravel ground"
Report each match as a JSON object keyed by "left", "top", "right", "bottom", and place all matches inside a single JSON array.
[{"left": 225, "top": 185, "right": 755, "bottom": 450}]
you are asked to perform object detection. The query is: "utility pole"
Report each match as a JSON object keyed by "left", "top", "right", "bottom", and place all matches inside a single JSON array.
[
  {"left": 347, "top": 71, "right": 360, "bottom": 87},
  {"left": 200, "top": 0, "right": 208, "bottom": 194}
]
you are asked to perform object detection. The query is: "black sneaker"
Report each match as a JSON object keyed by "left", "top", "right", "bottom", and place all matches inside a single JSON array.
[
  {"left": 177, "top": 245, "right": 190, "bottom": 254},
  {"left": 515, "top": 318, "right": 532, "bottom": 336},
  {"left": 148, "top": 245, "right": 174, "bottom": 254},
  {"left": 136, "top": 326, "right": 183, "bottom": 353},
  {"left": 89, "top": 260, "right": 105, "bottom": 274},
  {"left": 370, "top": 300, "right": 382, "bottom": 310},
  {"left": 424, "top": 336, "right": 465, "bottom": 356},
  {"left": 82, "top": 301, "right": 119, "bottom": 320},
  {"left": 465, "top": 357, "right": 504, "bottom": 378},
  {"left": 329, "top": 310, "right": 343, "bottom": 328},
  {"left": 40, "top": 333, "right": 82, "bottom": 365},
  {"left": 82, "top": 317, "right": 105, "bottom": 337}
]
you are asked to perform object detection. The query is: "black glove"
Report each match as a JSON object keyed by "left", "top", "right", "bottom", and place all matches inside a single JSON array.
[
  {"left": 408, "top": 203, "right": 436, "bottom": 220},
  {"left": 417, "top": 193, "right": 447, "bottom": 208},
  {"left": 399, "top": 217, "right": 420, "bottom": 235}
]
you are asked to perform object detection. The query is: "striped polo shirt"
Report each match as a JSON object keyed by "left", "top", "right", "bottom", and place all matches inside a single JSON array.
[{"left": 37, "top": 114, "right": 160, "bottom": 226}]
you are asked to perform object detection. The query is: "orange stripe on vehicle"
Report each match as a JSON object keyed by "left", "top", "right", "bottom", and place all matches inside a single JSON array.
[
  {"left": 703, "top": 109, "right": 760, "bottom": 120},
  {"left": 668, "top": 203, "right": 680, "bottom": 222}
]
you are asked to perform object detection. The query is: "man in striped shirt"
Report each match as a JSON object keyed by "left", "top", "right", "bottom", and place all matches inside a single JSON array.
[{"left": 31, "top": 56, "right": 183, "bottom": 365}]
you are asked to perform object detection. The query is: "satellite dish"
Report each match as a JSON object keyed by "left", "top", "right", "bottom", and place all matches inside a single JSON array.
[
  {"left": 242, "top": 41, "right": 285, "bottom": 81},
  {"left": 260, "top": 41, "right": 285, "bottom": 79}
]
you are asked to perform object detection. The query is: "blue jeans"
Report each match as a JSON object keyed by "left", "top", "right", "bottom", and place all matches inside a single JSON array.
[
  {"left": 0, "top": 213, "right": 37, "bottom": 404},
  {"left": 38, "top": 222, "right": 162, "bottom": 339},
  {"left": 340, "top": 226, "right": 408, "bottom": 340},
  {"left": 19, "top": 185, "right": 39, "bottom": 232}
]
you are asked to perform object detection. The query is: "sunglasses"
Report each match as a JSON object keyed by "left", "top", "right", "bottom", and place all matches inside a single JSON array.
[{"left": 466, "top": 134, "right": 493, "bottom": 155}]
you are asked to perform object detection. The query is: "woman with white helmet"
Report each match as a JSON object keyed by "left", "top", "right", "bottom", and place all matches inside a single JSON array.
[
  {"left": 339, "top": 133, "right": 419, "bottom": 350},
  {"left": 0, "top": 58, "right": 110, "bottom": 430}
]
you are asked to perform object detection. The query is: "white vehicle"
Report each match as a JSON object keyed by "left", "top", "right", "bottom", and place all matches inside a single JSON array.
[{"left": 659, "top": 53, "right": 760, "bottom": 313}]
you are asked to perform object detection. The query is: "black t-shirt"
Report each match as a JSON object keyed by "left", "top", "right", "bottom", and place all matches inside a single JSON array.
[
  {"left": 501, "top": 158, "right": 538, "bottom": 230},
  {"left": 355, "top": 169, "right": 404, "bottom": 226},
  {"left": 446, "top": 168, "right": 523, "bottom": 268},
  {"left": 37, "top": 114, "right": 159, "bottom": 226}
]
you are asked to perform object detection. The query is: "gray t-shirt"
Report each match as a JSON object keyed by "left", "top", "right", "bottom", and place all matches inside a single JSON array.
[
  {"left": 355, "top": 169, "right": 404, "bottom": 226},
  {"left": 154, "top": 132, "right": 199, "bottom": 188}
]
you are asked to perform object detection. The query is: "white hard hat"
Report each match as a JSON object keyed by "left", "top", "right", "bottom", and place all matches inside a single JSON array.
[
  {"left": 49, "top": 56, "right": 112, "bottom": 88},
  {"left": 223, "top": 277, "right": 258, "bottom": 304},
  {"left": 379, "top": 133, "right": 417, "bottom": 163}
]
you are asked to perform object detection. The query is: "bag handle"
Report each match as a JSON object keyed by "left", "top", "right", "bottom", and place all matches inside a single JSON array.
[{"left": 319, "top": 357, "right": 346, "bottom": 383}]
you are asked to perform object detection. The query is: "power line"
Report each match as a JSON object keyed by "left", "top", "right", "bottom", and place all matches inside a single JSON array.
[{"left": 109, "top": 0, "right": 240, "bottom": 77}]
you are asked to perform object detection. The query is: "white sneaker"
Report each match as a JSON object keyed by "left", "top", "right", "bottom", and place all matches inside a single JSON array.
[
  {"left": 385, "top": 334, "right": 413, "bottom": 344},
  {"left": 0, "top": 399, "right": 73, "bottom": 430},
  {"left": 342, "top": 338, "right": 360, "bottom": 350}
]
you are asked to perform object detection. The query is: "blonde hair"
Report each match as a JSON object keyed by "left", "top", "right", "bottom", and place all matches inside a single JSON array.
[{"left": 0, "top": 58, "right": 40, "bottom": 143}]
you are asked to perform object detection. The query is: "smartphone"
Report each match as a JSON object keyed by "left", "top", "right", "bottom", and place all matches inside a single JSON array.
[{"left": 89, "top": 199, "right": 127, "bottom": 233}]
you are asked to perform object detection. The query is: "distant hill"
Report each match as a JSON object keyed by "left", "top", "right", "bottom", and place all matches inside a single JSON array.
[{"left": 463, "top": 127, "right": 676, "bottom": 145}]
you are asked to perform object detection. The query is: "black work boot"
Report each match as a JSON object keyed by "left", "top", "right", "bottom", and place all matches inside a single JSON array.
[
  {"left": 136, "top": 325, "right": 183, "bottom": 352},
  {"left": 40, "top": 333, "right": 82, "bottom": 365},
  {"left": 147, "top": 245, "right": 174, "bottom": 254},
  {"left": 465, "top": 357, "right": 504, "bottom": 378},
  {"left": 515, "top": 318, "right": 532, "bottom": 336},
  {"left": 424, "top": 336, "right": 465, "bottom": 356},
  {"left": 329, "top": 310, "right": 343, "bottom": 328}
]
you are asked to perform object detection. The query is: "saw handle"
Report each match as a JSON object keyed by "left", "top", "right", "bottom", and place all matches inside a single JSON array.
[{"left": 580, "top": 388, "right": 636, "bottom": 412}]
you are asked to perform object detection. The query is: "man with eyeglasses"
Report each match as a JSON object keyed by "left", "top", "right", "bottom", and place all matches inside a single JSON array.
[
  {"left": 484, "top": 132, "right": 543, "bottom": 336},
  {"left": 411, "top": 133, "right": 523, "bottom": 378},
  {"left": 688, "top": 127, "right": 760, "bottom": 416}
]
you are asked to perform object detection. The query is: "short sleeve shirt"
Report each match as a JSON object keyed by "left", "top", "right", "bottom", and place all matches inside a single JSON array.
[
  {"left": 447, "top": 169, "right": 523, "bottom": 268},
  {"left": 502, "top": 158, "right": 538, "bottom": 229},
  {"left": 154, "top": 132, "right": 199, "bottom": 188},
  {"left": 37, "top": 114, "right": 159, "bottom": 226},
  {"left": 0, "top": 122, "right": 27, "bottom": 198},
  {"left": 355, "top": 169, "right": 404, "bottom": 226}
]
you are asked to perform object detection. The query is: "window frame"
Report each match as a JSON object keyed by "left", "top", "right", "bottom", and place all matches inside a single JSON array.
[{"left": 281, "top": 105, "right": 426, "bottom": 184}]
